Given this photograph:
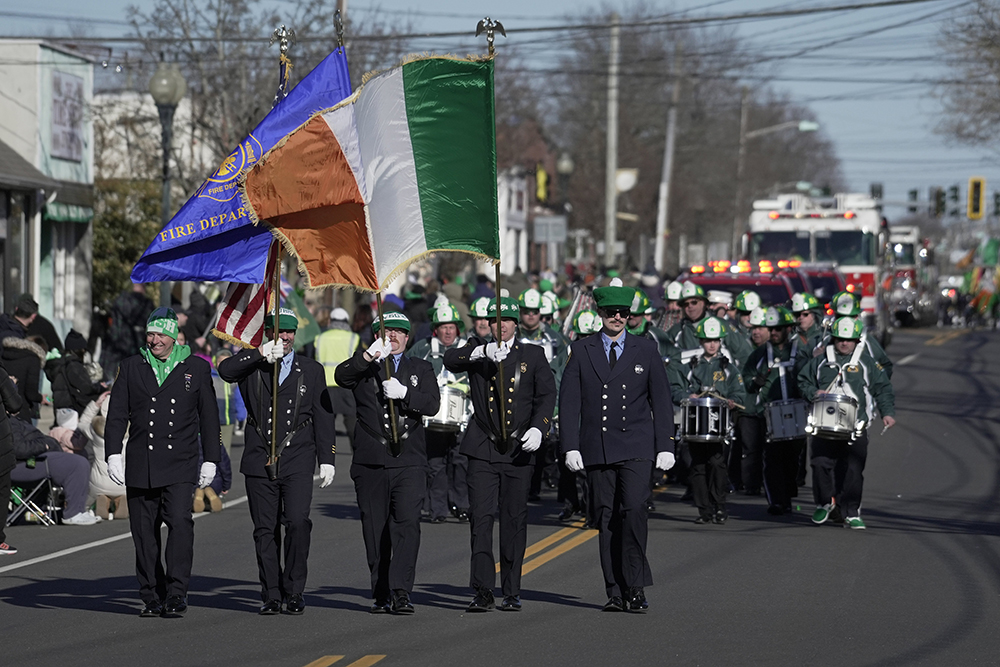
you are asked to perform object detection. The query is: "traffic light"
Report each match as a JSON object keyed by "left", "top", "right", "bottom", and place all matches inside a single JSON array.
[
  {"left": 948, "top": 185, "right": 960, "bottom": 216},
  {"left": 932, "top": 187, "right": 945, "bottom": 216},
  {"left": 870, "top": 182, "right": 883, "bottom": 200},
  {"left": 535, "top": 163, "right": 549, "bottom": 204},
  {"left": 907, "top": 188, "right": 918, "bottom": 214},
  {"left": 968, "top": 177, "right": 985, "bottom": 220},
  {"left": 994, "top": 191, "right": 1000, "bottom": 217}
]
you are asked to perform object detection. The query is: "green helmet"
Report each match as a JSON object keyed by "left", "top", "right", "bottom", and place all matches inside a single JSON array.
[
  {"left": 748, "top": 307, "right": 767, "bottom": 327},
  {"left": 539, "top": 293, "right": 555, "bottom": 316},
  {"left": 518, "top": 288, "right": 543, "bottom": 310},
  {"left": 764, "top": 306, "right": 795, "bottom": 328},
  {"left": 470, "top": 296, "right": 491, "bottom": 319},
  {"left": 430, "top": 300, "right": 464, "bottom": 332},
  {"left": 734, "top": 290, "right": 761, "bottom": 313},
  {"left": 665, "top": 281, "right": 683, "bottom": 301},
  {"left": 572, "top": 309, "right": 600, "bottom": 335},
  {"left": 696, "top": 316, "right": 725, "bottom": 340},
  {"left": 831, "top": 316, "right": 863, "bottom": 340},
  {"left": 791, "top": 292, "right": 820, "bottom": 313},
  {"left": 630, "top": 289, "right": 652, "bottom": 315},
  {"left": 830, "top": 290, "right": 862, "bottom": 317},
  {"left": 680, "top": 281, "right": 706, "bottom": 301}
]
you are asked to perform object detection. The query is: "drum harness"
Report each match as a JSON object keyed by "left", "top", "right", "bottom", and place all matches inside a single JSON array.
[
  {"left": 430, "top": 337, "right": 466, "bottom": 387},
  {"left": 766, "top": 339, "right": 800, "bottom": 403},
  {"left": 819, "top": 343, "right": 867, "bottom": 439}
]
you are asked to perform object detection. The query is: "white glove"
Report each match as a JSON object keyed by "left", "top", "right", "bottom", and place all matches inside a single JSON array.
[
  {"left": 366, "top": 338, "right": 392, "bottom": 361},
  {"left": 470, "top": 345, "right": 486, "bottom": 361},
  {"left": 319, "top": 464, "right": 336, "bottom": 488},
  {"left": 383, "top": 377, "right": 408, "bottom": 400},
  {"left": 261, "top": 339, "right": 286, "bottom": 363},
  {"left": 520, "top": 427, "right": 542, "bottom": 453},
  {"left": 486, "top": 340, "right": 509, "bottom": 363},
  {"left": 655, "top": 452, "right": 676, "bottom": 471},
  {"left": 565, "top": 450, "right": 584, "bottom": 472},
  {"left": 107, "top": 454, "right": 125, "bottom": 486},
  {"left": 198, "top": 462, "right": 217, "bottom": 488}
]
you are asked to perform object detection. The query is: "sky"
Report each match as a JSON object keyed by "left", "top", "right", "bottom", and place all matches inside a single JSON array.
[{"left": 3, "top": 0, "right": 996, "bottom": 220}]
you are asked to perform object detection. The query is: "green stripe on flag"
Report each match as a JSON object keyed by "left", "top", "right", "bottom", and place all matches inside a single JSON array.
[{"left": 402, "top": 58, "right": 499, "bottom": 260}]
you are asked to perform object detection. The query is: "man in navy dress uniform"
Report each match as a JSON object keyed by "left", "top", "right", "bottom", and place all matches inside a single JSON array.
[
  {"left": 218, "top": 308, "right": 336, "bottom": 616},
  {"left": 444, "top": 297, "right": 556, "bottom": 613},
  {"left": 105, "top": 307, "right": 221, "bottom": 618},
  {"left": 560, "top": 279, "right": 676, "bottom": 613},
  {"left": 335, "top": 311, "right": 439, "bottom": 614}
]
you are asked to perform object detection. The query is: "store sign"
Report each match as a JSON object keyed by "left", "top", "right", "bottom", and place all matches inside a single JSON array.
[{"left": 52, "top": 71, "right": 84, "bottom": 162}]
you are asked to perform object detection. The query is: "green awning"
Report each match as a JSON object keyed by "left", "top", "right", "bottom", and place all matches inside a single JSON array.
[{"left": 45, "top": 201, "right": 93, "bottom": 222}]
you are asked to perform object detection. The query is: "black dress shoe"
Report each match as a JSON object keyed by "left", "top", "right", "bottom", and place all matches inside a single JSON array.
[
  {"left": 259, "top": 599, "right": 282, "bottom": 615},
  {"left": 713, "top": 508, "right": 728, "bottom": 525},
  {"left": 370, "top": 600, "right": 391, "bottom": 614},
  {"left": 625, "top": 587, "right": 648, "bottom": 613},
  {"left": 767, "top": 504, "right": 785, "bottom": 516},
  {"left": 391, "top": 590, "right": 414, "bottom": 614},
  {"left": 557, "top": 505, "right": 576, "bottom": 522},
  {"left": 694, "top": 514, "right": 713, "bottom": 524},
  {"left": 602, "top": 596, "right": 625, "bottom": 612},
  {"left": 429, "top": 516, "right": 446, "bottom": 524},
  {"left": 161, "top": 595, "right": 187, "bottom": 617},
  {"left": 456, "top": 509, "right": 469, "bottom": 522},
  {"left": 646, "top": 501, "right": 656, "bottom": 512},
  {"left": 285, "top": 594, "right": 305, "bottom": 615},
  {"left": 139, "top": 600, "right": 164, "bottom": 618},
  {"left": 498, "top": 595, "right": 521, "bottom": 611},
  {"left": 467, "top": 587, "right": 495, "bottom": 612}
]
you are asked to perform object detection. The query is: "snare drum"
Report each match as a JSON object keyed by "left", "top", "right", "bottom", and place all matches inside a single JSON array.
[
  {"left": 679, "top": 397, "right": 730, "bottom": 443},
  {"left": 806, "top": 393, "right": 858, "bottom": 440},
  {"left": 764, "top": 399, "right": 809, "bottom": 442},
  {"left": 424, "top": 386, "right": 470, "bottom": 432}
]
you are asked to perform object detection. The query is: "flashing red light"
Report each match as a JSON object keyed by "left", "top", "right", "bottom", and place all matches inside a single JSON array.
[
  {"left": 691, "top": 265, "right": 706, "bottom": 274},
  {"left": 713, "top": 266, "right": 725, "bottom": 273},
  {"left": 768, "top": 211, "right": 779, "bottom": 219},
  {"left": 717, "top": 260, "right": 731, "bottom": 268},
  {"left": 844, "top": 211, "right": 856, "bottom": 219},
  {"left": 846, "top": 284, "right": 856, "bottom": 292},
  {"left": 760, "top": 266, "right": 774, "bottom": 273},
  {"left": 789, "top": 260, "right": 801, "bottom": 267},
  {"left": 738, "top": 260, "right": 751, "bottom": 267},
  {"left": 826, "top": 307, "right": 834, "bottom": 316},
  {"left": 777, "top": 260, "right": 789, "bottom": 268}
]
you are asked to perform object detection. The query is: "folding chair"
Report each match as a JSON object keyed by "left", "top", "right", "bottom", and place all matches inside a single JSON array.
[{"left": 7, "top": 456, "right": 63, "bottom": 527}]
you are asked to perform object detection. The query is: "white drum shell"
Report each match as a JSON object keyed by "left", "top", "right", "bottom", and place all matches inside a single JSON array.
[
  {"left": 424, "top": 386, "right": 470, "bottom": 432},
  {"left": 808, "top": 394, "right": 858, "bottom": 439}
]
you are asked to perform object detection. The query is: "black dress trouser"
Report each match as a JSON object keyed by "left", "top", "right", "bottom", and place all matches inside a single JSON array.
[
  {"left": 245, "top": 472, "right": 314, "bottom": 603},
  {"left": 127, "top": 482, "right": 195, "bottom": 604}
]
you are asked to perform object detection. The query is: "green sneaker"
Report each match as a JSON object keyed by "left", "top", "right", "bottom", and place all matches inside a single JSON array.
[
  {"left": 845, "top": 516, "right": 866, "bottom": 530},
  {"left": 811, "top": 504, "right": 832, "bottom": 525}
]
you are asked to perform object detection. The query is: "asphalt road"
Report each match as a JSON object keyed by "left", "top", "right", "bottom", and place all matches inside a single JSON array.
[{"left": 3, "top": 328, "right": 999, "bottom": 666}]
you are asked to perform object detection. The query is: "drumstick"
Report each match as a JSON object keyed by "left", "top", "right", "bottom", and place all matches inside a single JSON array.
[
  {"left": 880, "top": 423, "right": 890, "bottom": 436},
  {"left": 705, "top": 390, "right": 745, "bottom": 411}
]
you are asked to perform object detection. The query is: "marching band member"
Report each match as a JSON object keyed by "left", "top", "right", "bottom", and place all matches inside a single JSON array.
[
  {"left": 822, "top": 291, "right": 893, "bottom": 378},
  {"left": 334, "top": 312, "right": 439, "bottom": 614},
  {"left": 218, "top": 308, "right": 335, "bottom": 616},
  {"left": 749, "top": 307, "right": 770, "bottom": 348},
  {"left": 680, "top": 317, "right": 746, "bottom": 524},
  {"left": 469, "top": 297, "right": 494, "bottom": 340},
  {"left": 444, "top": 297, "right": 555, "bottom": 612},
  {"left": 733, "top": 290, "right": 762, "bottom": 339},
  {"left": 791, "top": 292, "right": 824, "bottom": 352},
  {"left": 741, "top": 306, "right": 810, "bottom": 516},
  {"left": 560, "top": 279, "right": 675, "bottom": 613},
  {"left": 727, "top": 291, "right": 761, "bottom": 491},
  {"left": 409, "top": 299, "right": 471, "bottom": 522},
  {"left": 798, "top": 317, "right": 895, "bottom": 530},
  {"left": 663, "top": 281, "right": 684, "bottom": 331},
  {"left": 667, "top": 282, "right": 752, "bottom": 368},
  {"left": 706, "top": 290, "right": 733, "bottom": 320}
]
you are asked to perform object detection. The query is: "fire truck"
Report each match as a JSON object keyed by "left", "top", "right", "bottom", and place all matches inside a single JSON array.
[{"left": 744, "top": 192, "right": 891, "bottom": 346}]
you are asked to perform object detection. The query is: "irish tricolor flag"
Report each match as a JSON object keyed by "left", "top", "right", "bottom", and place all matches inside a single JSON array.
[{"left": 239, "top": 56, "right": 499, "bottom": 291}]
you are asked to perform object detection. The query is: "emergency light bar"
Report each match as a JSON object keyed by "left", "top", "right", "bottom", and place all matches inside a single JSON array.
[{"left": 766, "top": 211, "right": 856, "bottom": 220}]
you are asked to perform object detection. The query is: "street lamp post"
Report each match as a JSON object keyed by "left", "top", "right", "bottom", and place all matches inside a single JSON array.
[
  {"left": 149, "top": 57, "right": 187, "bottom": 307},
  {"left": 730, "top": 86, "right": 818, "bottom": 259}
]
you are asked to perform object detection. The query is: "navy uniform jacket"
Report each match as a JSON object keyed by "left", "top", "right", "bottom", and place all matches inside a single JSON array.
[
  {"left": 218, "top": 349, "right": 335, "bottom": 478},
  {"left": 444, "top": 336, "right": 556, "bottom": 465},
  {"left": 105, "top": 353, "right": 221, "bottom": 489},
  {"left": 334, "top": 349, "right": 439, "bottom": 468},
  {"left": 560, "top": 332, "right": 675, "bottom": 465}
]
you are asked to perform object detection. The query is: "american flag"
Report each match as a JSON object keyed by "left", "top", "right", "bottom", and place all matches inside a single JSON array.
[{"left": 212, "top": 239, "right": 279, "bottom": 348}]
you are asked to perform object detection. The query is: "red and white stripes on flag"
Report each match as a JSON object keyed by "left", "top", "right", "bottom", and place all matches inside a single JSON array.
[{"left": 212, "top": 239, "right": 278, "bottom": 348}]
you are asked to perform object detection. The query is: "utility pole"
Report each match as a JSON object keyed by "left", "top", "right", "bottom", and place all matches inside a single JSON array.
[
  {"left": 654, "top": 41, "right": 682, "bottom": 274},
  {"left": 730, "top": 86, "right": 750, "bottom": 261},
  {"left": 603, "top": 13, "right": 620, "bottom": 268}
]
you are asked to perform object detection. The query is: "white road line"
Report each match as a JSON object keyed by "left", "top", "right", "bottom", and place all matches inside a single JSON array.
[
  {"left": 0, "top": 493, "right": 249, "bottom": 575},
  {"left": 897, "top": 353, "right": 919, "bottom": 366}
]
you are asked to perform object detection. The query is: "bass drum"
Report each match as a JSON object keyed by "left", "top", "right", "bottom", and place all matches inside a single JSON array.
[
  {"left": 806, "top": 393, "right": 858, "bottom": 440},
  {"left": 679, "top": 397, "right": 730, "bottom": 443}
]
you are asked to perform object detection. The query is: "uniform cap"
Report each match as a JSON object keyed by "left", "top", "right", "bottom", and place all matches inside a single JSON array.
[
  {"left": 707, "top": 290, "right": 732, "bottom": 306},
  {"left": 518, "top": 288, "right": 542, "bottom": 310},
  {"left": 573, "top": 309, "right": 600, "bottom": 335},
  {"left": 735, "top": 290, "right": 761, "bottom": 312},
  {"left": 764, "top": 306, "right": 795, "bottom": 328},
  {"left": 681, "top": 281, "right": 706, "bottom": 301},
  {"left": 831, "top": 316, "right": 863, "bottom": 340},
  {"left": 372, "top": 311, "right": 411, "bottom": 334},
  {"left": 470, "top": 296, "right": 491, "bottom": 318},
  {"left": 264, "top": 307, "right": 299, "bottom": 331},
  {"left": 791, "top": 292, "right": 820, "bottom": 313},
  {"left": 696, "top": 316, "right": 725, "bottom": 340},
  {"left": 593, "top": 278, "right": 635, "bottom": 309},
  {"left": 665, "top": 281, "right": 683, "bottom": 301},
  {"left": 330, "top": 307, "right": 350, "bottom": 322},
  {"left": 748, "top": 307, "right": 767, "bottom": 327},
  {"left": 146, "top": 307, "right": 179, "bottom": 340},
  {"left": 831, "top": 291, "right": 861, "bottom": 316},
  {"left": 488, "top": 297, "right": 521, "bottom": 322}
]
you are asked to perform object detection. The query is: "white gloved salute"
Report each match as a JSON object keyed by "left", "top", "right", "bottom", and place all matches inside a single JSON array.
[
  {"left": 319, "top": 464, "right": 336, "bottom": 488},
  {"left": 655, "top": 452, "right": 676, "bottom": 471},
  {"left": 365, "top": 337, "right": 392, "bottom": 362},
  {"left": 198, "top": 462, "right": 217, "bottom": 488},
  {"left": 383, "top": 377, "right": 408, "bottom": 400},
  {"left": 108, "top": 454, "right": 125, "bottom": 486},
  {"left": 520, "top": 427, "right": 542, "bottom": 453},
  {"left": 261, "top": 339, "right": 286, "bottom": 363},
  {"left": 565, "top": 450, "right": 584, "bottom": 472}
]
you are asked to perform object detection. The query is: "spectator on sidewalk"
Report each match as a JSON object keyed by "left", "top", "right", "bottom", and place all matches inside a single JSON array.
[
  {"left": 80, "top": 393, "right": 127, "bottom": 520},
  {"left": 0, "top": 371, "right": 23, "bottom": 554},
  {"left": 0, "top": 293, "right": 38, "bottom": 343},
  {"left": 45, "top": 330, "right": 106, "bottom": 429},
  {"left": 2, "top": 334, "right": 47, "bottom": 423}
]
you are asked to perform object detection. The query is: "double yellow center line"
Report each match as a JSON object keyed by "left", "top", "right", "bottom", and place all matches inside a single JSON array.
[
  {"left": 925, "top": 330, "right": 967, "bottom": 346},
  {"left": 304, "top": 656, "right": 384, "bottom": 667},
  {"left": 496, "top": 520, "right": 599, "bottom": 575}
]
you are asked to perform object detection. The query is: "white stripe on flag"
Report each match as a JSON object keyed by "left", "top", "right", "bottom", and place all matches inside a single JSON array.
[
  {"left": 213, "top": 240, "right": 277, "bottom": 347},
  {"left": 321, "top": 104, "right": 369, "bottom": 202},
  {"left": 355, "top": 66, "right": 426, "bottom": 286}
]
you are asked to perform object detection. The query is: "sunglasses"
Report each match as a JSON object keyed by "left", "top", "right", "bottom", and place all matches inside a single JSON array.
[
  {"left": 681, "top": 300, "right": 702, "bottom": 308},
  {"left": 795, "top": 312, "right": 812, "bottom": 318},
  {"left": 601, "top": 307, "right": 631, "bottom": 318}
]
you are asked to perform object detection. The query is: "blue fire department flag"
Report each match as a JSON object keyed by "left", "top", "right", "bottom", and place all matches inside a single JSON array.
[{"left": 131, "top": 47, "right": 352, "bottom": 284}]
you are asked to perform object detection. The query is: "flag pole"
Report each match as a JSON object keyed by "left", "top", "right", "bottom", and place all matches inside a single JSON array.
[
  {"left": 494, "top": 263, "right": 508, "bottom": 449},
  {"left": 375, "top": 293, "right": 401, "bottom": 455}
]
